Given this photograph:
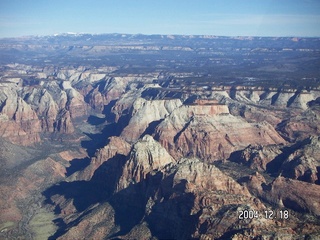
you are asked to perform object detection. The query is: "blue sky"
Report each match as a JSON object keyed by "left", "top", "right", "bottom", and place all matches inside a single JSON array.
[{"left": 1, "top": 0, "right": 320, "bottom": 37}]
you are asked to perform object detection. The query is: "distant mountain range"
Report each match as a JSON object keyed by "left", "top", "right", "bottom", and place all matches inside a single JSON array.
[{"left": 1, "top": 33, "right": 320, "bottom": 49}]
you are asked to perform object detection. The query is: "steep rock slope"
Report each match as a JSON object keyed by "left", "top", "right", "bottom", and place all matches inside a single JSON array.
[
  {"left": 277, "top": 107, "right": 320, "bottom": 142},
  {"left": 86, "top": 76, "right": 146, "bottom": 110},
  {"left": 120, "top": 98, "right": 182, "bottom": 142},
  {"left": 117, "top": 134, "right": 174, "bottom": 190},
  {"left": 155, "top": 104, "right": 285, "bottom": 161},
  {"left": 0, "top": 78, "right": 88, "bottom": 145},
  {"left": 0, "top": 85, "right": 41, "bottom": 145},
  {"left": 230, "top": 144, "right": 283, "bottom": 172},
  {"left": 231, "top": 136, "right": 320, "bottom": 184},
  {"left": 46, "top": 139, "right": 319, "bottom": 239},
  {"left": 78, "top": 136, "right": 131, "bottom": 180},
  {"left": 246, "top": 174, "right": 320, "bottom": 216}
]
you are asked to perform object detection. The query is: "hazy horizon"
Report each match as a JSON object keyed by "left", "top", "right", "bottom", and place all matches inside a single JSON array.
[
  {"left": 1, "top": 0, "right": 320, "bottom": 38},
  {"left": 2, "top": 32, "right": 320, "bottom": 39}
]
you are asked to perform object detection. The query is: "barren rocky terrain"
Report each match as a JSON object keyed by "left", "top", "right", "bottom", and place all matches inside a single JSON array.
[{"left": 0, "top": 34, "right": 319, "bottom": 239}]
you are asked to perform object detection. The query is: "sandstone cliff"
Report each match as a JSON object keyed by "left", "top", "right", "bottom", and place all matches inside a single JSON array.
[
  {"left": 86, "top": 77, "right": 138, "bottom": 110},
  {"left": 246, "top": 174, "right": 320, "bottom": 216},
  {"left": 120, "top": 98, "right": 182, "bottom": 142},
  {"left": 277, "top": 107, "right": 320, "bottom": 142},
  {"left": 0, "top": 76, "right": 89, "bottom": 144},
  {"left": 78, "top": 136, "right": 131, "bottom": 180},
  {"left": 117, "top": 135, "right": 174, "bottom": 191},
  {"left": 280, "top": 136, "right": 320, "bottom": 183},
  {"left": 232, "top": 136, "right": 320, "bottom": 184},
  {"left": 231, "top": 144, "right": 283, "bottom": 171},
  {"left": 155, "top": 104, "right": 285, "bottom": 161},
  {"left": 0, "top": 88, "right": 41, "bottom": 145}
]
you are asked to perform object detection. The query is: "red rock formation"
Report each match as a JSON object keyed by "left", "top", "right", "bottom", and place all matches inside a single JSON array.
[
  {"left": 234, "top": 136, "right": 320, "bottom": 184},
  {"left": 87, "top": 87, "right": 104, "bottom": 111},
  {"left": 234, "top": 144, "right": 282, "bottom": 171},
  {"left": 174, "top": 158, "right": 251, "bottom": 196},
  {"left": 66, "top": 88, "right": 87, "bottom": 118},
  {"left": 54, "top": 109, "right": 74, "bottom": 134},
  {"left": 0, "top": 97, "right": 41, "bottom": 145},
  {"left": 277, "top": 107, "right": 320, "bottom": 142},
  {"left": 246, "top": 174, "right": 320, "bottom": 216},
  {"left": 23, "top": 88, "right": 59, "bottom": 132},
  {"left": 155, "top": 105, "right": 285, "bottom": 162},
  {"left": 0, "top": 77, "right": 93, "bottom": 145},
  {"left": 280, "top": 136, "right": 320, "bottom": 183},
  {"left": 79, "top": 136, "right": 131, "bottom": 180}
]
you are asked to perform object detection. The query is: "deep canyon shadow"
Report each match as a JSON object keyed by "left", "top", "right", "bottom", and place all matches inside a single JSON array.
[
  {"left": 43, "top": 153, "right": 127, "bottom": 239},
  {"left": 81, "top": 113, "right": 131, "bottom": 157},
  {"left": 65, "top": 157, "right": 91, "bottom": 177},
  {"left": 43, "top": 158, "right": 199, "bottom": 239}
]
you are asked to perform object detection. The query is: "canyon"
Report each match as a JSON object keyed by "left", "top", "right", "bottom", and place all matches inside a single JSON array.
[{"left": 0, "top": 34, "right": 319, "bottom": 239}]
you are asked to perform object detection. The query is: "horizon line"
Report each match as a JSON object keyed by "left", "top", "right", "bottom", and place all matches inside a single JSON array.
[{"left": 1, "top": 32, "right": 320, "bottom": 40}]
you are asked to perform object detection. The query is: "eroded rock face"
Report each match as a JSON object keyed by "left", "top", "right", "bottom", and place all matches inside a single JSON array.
[
  {"left": 120, "top": 98, "right": 182, "bottom": 142},
  {"left": 65, "top": 88, "right": 87, "bottom": 118},
  {"left": 232, "top": 136, "right": 320, "bottom": 184},
  {"left": 143, "top": 158, "right": 261, "bottom": 239},
  {"left": 246, "top": 175, "right": 320, "bottom": 216},
  {"left": 155, "top": 104, "right": 285, "bottom": 162},
  {"left": 277, "top": 108, "right": 320, "bottom": 142},
  {"left": 117, "top": 135, "right": 174, "bottom": 191},
  {"left": 174, "top": 158, "right": 251, "bottom": 196},
  {"left": 78, "top": 136, "right": 131, "bottom": 180},
  {"left": 86, "top": 77, "right": 139, "bottom": 110},
  {"left": 0, "top": 76, "right": 90, "bottom": 145},
  {"left": 54, "top": 109, "right": 74, "bottom": 134},
  {"left": 24, "top": 89, "right": 59, "bottom": 132},
  {"left": 87, "top": 87, "right": 104, "bottom": 111},
  {"left": 232, "top": 144, "right": 283, "bottom": 171},
  {"left": 0, "top": 91, "right": 41, "bottom": 145},
  {"left": 224, "top": 87, "right": 320, "bottom": 110},
  {"left": 280, "top": 136, "right": 320, "bottom": 183}
]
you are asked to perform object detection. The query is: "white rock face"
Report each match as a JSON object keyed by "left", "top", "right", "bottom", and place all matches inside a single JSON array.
[
  {"left": 117, "top": 135, "right": 174, "bottom": 190},
  {"left": 88, "top": 73, "right": 106, "bottom": 83},
  {"left": 0, "top": 92, "right": 41, "bottom": 145},
  {"left": 121, "top": 98, "right": 183, "bottom": 142},
  {"left": 36, "top": 72, "right": 48, "bottom": 79},
  {"left": 61, "top": 81, "right": 72, "bottom": 90},
  {"left": 289, "top": 92, "right": 316, "bottom": 110},
  {"left": 248, "top": 91, "right": 261, "bottom": 102},
  {"left": 57, "top": 69, "right": 81, "bottom": 82},
  {"left": 211, "top": 88, "right": 320, "bottom": 110},
  {"left": 79, "top": 72, "right": 107, "bottom": 83},
  {"left": 58, "top": 91, "right": 68, "bottom": 109},
  {"left": 272, "top": 92, "right": 295, "bottom": 107}
]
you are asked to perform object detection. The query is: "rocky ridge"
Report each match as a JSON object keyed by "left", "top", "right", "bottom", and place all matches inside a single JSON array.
[
  {"left": 43, "top": 134, "right": 320, "bottom": 239},
  {"left": 154, "top": 104, "right": 285, "bottom": 161},
  {"left": 232, "top": 136, "right": 320, "bottom": 184}
]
